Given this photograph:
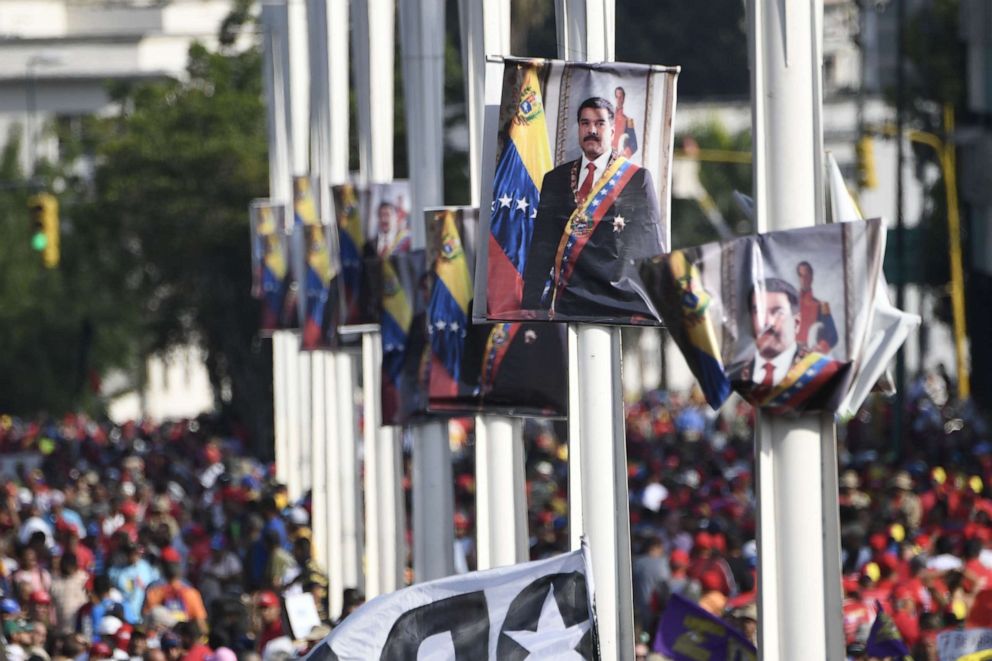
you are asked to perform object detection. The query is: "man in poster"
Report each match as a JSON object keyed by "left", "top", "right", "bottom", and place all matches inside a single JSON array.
[
  {"left": 521, "top": 96, "right": 663, "bottom": 320},
  {"left": 796, "top": 261, "right": 838, "bottom": 352},
  {"left": 729, "top": 278, "right": 845, "bottom": 412}
]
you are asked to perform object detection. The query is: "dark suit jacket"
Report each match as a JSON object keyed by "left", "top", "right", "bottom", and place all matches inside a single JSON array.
[
  {"left": 520, "top": 157, "right": 664, "bottom": 321},
  {"left": 460, "top": 320, "right": 567, "bottom": 417}
]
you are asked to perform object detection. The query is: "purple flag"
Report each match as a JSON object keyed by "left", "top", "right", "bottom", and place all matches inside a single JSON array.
[
  {"left": 653, "top": 593, "right": 756, "bottom": 661},
  {"left": 865, "top": 600, "right": 912, "bottom": 660}
]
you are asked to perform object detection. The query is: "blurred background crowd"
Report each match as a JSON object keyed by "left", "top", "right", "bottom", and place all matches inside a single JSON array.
[{"left": 0, "top": 367, "right": 988, "bottom": 660}]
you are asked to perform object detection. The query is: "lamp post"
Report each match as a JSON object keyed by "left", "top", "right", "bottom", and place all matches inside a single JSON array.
[
  {"left": 908, "top": 105, "right": 970, "bottom": 400},
  {"left": 25, "top": 53, "right": 62, "bottom": 176}
]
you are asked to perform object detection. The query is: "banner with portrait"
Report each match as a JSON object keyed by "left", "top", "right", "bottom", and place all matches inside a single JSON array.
[
  {"left": 249, "top": 200, "right": 297, "bottom": 335},
  {"left": 292, "top": 175, "right": 342, "bottom": 349},
  {"left": 640, "top": 218, "right": 886, "bottom": 416},
  {"left": 377, "top": 249, "right": 430, "bottom": 426},
  {"left": 475, "top": 57, "right": 679, "bottom": 325},
  {"left": 425, "top": 207, "right": 567, "bottom": 418},
  {"left": 335, "top": 180, "right": 413, "bottom": 332}
]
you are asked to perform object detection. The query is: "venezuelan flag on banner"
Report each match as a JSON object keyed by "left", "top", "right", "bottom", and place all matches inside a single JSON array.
[
  {"left": 380, "top": 258, "right": 409, "bottom": 423},
  {"left": 668, "top": 250, "right": 730, "bottom": 408},
  {"left": 488, "top": 64, "right": 553, "bottom": 315},
  {"left": 251, "top": 201, "right": 291, "bottom": 334},
  {"left": 427, "top": 210, "right": 472, "bottom": 399},
  {"left": 293, "top": 176, "right": 319, "bottom": 227},
  {"left": 334, "top": 183, "right": 366, "bottom": 325},
  {"left": 294, "top": 176, "right": 337, "bottom": 349}
]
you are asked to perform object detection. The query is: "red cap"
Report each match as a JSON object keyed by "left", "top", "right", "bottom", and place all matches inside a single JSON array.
[
  {"left": 700, "top": 570, "right": 725, "bottom": 592},
  {"left": 670, "top": 549, "right": 690, "bottom": 567},
  {"left": 30, "top": 590, "right": 51, "bottom": 604},
  {"left": 869, "top": 532, "right": 887, "bottom": 552},
  {"left": 694, "top": 531, "right": 713, "bottom": 551},
  {"left": 115, "top": 623, "right": 133, "bottom": 650},
  {"left": 161, "top": 546, "right": 182, "bottom": 564},
  {"left": 257, "top": 591, "right": 280, "bottom": 608},
  {"left": 90, "top": 642, "right": 113, "bottom": 658}
]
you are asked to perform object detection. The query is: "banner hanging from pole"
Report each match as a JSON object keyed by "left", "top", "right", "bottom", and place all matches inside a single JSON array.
[
  {"left": 375, "top": 248, "right": 430, "bottom": 426},
  {"left": 335, "top": 180, "right": 413, "bottom": 332},
  {"left": 292, "top": 175, "right": 343, "bottom": 349},
  {"left": 475, "top": 57, "right": 679, "bottom": 326},
  {"left": 425, "top": 206, "right": 567, "bottom": 417},
  {"left": 250, "top": 200, "right": 297, "bottom": 334},
  {"left": 641, "top": 218, "right": 887, "bottom": 416}
]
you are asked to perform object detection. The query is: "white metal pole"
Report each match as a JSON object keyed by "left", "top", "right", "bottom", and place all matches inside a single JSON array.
[
  {"left": 413, "top": 422, "right": 455, "bottom": 581},
  {"left": 566, "top": 325, "right": 583, "bottom": 552},
  {"left": 400, "top": 0, "right": 455, "bottom": 583},
  {"left": 475, "top": 416, "right": 527, "bottom": 569},
  {"left": 749, "top": 0, "right": 841, "bottom": 658},
  {"left": 354, "top": 0, "right": 405, "bottom": 598},
  {"left": 284, "top": 334, "right": 303, "bottom": 500},
  {"left": 361, "top": 334, "right": 404, "bottom": 597},
  {"left": 554, "top": 2, "right": 634, "bottom": 658},
  {"left": 323, "top": 353, "right": 345, "bottom": 620},
  {"left": 310, "top": 352, "right": 328, "bottom": 568},
  {"left": 457, "top": 0, "right": 524, "bottom": 571},
  {"left": 261, "top": 2, "right": 293, "bottom": 490},
  {"left": 335, "top": 352, "right": 363, "bottom": 592},
  {"left": 284, "top": 0, "right": 312, "bottom": 503}
]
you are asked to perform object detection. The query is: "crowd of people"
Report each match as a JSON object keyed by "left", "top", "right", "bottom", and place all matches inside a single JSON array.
[
  {"left": 0, "top": 367, "right": 988, "bottom": 660},
  {"left": 0, "top": 417, "right": 336, "bottom": 660}
]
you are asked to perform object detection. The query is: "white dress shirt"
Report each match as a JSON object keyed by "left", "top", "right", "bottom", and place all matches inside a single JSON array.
[
  {"left": 579, "top": 150, "right": 612, "bottom": 192},
  {"left": 751, "top": 343, "right": 798, "bottom": 386}
]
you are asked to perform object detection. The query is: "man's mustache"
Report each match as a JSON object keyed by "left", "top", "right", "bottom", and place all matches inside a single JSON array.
[{"left": 583, "top": 135, "right": 600, "bottom": 142}]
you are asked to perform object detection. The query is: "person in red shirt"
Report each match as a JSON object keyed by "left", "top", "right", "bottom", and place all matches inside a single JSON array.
[
  {"left": 174, "top": 620, "right": 212, "bottom": 661},
  {"left": 842, "top": 577, "right": 872, "bottom": 645},
  {"left": 890, "top": 586, "right": 921, "bottom": 648},
  {"left": 255, "top": 590, "right": 284, "bottom": 653},
  {"left": 56, "top": 520, "right": 94, "bottom": 575}
]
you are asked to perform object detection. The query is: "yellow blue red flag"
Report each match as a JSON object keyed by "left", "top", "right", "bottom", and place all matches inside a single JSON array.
[{"left": 487, "top": 63, "right": 553, "bottom": 315}]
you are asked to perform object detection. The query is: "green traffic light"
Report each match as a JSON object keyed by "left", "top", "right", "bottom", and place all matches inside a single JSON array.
[{"left": 31, "top": 232, "right": 48, "bottom": 251}]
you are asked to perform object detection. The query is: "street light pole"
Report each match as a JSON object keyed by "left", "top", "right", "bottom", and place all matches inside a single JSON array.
[{"left": 908, "top": 106, "right": 971, "bottom": 400}]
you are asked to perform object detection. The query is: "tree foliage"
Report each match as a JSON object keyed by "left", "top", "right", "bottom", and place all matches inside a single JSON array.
[{"left": 79, "top": 42, "right": 272, "bottom": 447}]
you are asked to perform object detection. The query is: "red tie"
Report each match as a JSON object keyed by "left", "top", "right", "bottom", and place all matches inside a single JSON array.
[
  {"left": 761, "top": 362, "right": 775, "bottom": 388},
  {"left": 577, "top": 162, "right": 596, "bottom": 203}
]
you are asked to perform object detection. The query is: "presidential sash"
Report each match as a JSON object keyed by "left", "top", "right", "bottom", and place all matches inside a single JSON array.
[
  {"left": 480, "top": 322, "right": 522, "bottom": 394},
  {"left": 543, "top": 156, "right": 640, "bottom": 314},
  {"left": 746, "top": 350, "right": 841, "bottom": 413}
]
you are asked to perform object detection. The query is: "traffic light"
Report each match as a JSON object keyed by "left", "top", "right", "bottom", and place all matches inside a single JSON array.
[
  {"left": 28, "top": 192, "right": 59, "bottom": 268},
  {"left": 856, "top": 136, "right": 878, "bottom": 190}
]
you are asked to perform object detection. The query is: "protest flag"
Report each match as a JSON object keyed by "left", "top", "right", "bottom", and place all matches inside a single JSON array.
[
  {"left": 865, "top": 600, "right": 912, "bottom": 660},
  {"left": 304, "top": 545, "right": 596, "bottom": 660},
  {"left": 653, "top": 593, "right": 756, "bottom": 661},
  {"left": 487, "top": 62, "right": 553, "bottom": 316}
]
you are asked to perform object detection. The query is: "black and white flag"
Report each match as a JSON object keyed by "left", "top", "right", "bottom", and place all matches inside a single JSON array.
[{"left": 305, "top": 546, "right": 597, "bottom": 660}]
